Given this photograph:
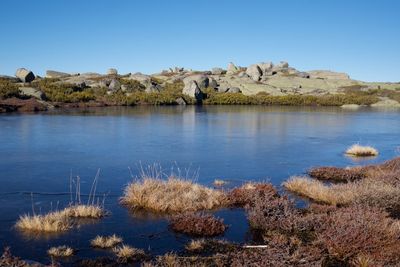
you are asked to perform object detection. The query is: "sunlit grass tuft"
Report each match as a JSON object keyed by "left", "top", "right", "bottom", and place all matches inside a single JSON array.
[
  {"left": 345, "top": 144, "right": 378, "bottom": 157},
  {"left": 113, "top": 245, "right": 146, "bottom": 263},
  {"left": 283, "top": 176, "right": 400, "bottom": 209},
  {"left": 213, "top": 179, "right": 228, "bottom": 187},
  {"left": 47, "top": 246, "right": 74, "bottom": 257},
  {"left": 185, "top": 239, "right": 206, "bottom": 252},
  {"left": 63, "top": 204, "right": 105, "bottom": 218},
  {"left": 90, "top": 234, "right": 123, "bottom": 248},
  {"left": 121, "top": 177, "right": 226, "bottom": 213},
  {"left": 15, "top": 211, "right": 72, "bottom": 233}
]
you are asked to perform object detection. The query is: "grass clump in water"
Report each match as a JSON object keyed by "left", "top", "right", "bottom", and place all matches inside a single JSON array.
[
  {"left": 15, "top": 211, "right": 72, "bottom": 233},
  {"left": 47, "top": 245, "right": 74, "bottom": 257},
  {"left": 345, "top": 144, "right": 379, "bottom": 157},
  {"left": 113, "top": 245, "right": 146, "bottom": 263},
  {"left": 63, "top": 204, "right": 105, "bottom": 219},
  {"left": 121, "top": 165, "right": 226, "bottom": 213},
  {"left": 90, "top": 234, "right": 123, "bottom": 248}
]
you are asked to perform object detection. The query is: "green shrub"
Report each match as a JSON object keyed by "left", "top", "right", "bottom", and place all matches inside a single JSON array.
[
  {"left": 203, "top": 90, "right": 379, "bottom": 106},
  {"left": 0, "top": 79, "right": 20, "bottom": 99},
  {"left": 119, "top": 79, "right": 145, "bottom": 92},
  {"left": 31, "top": 78, "right": 95, "bottom": 103}
]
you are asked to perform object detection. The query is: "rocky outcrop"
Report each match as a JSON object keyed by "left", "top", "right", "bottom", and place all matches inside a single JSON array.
[
  {"left": 227, "top": 62, "right": 240, "bottom": 75},
  {"left": 107, "top": 68, "right": 118, "bottom": 75},
  {"left": 15, "top": 68, "right": 35, "bottom": 83},
  {"left": 183, "top": 75, "right": 209, "bottom": 90},
  {"left": 227, "top": 87, "right": 241, "bottom": 93},
  {"left": 176, "top": 97, "right": 187, "bottom": 105},
  {"left": 246, "top": 64, "right": 263, "bottom": 81},
  {"left": 371, "top": 98, "right": 400, "bottom": 108},
  {"left": 108, "top": 79, "right": 121, "bottom": 91},
  {"left": 182, "top": 81, "right": 203, "bottom": 102},
  {"left": 19, "top": 87, "right": 46, "bottom": 100},
  {"left": 145, "top": 83, "right": 162, "bottom": 93},
  {"left": 128, "top": 73, "right": 151, "bottom": 83},
  {"left": 46, "top": 70, "right": 71, "bottom": 78},
  {"left": 0, "top": 75, "right": 20, "bottom": 82},
  {"left": 308, "top": 70, "right": 350, "bottom": 80},
  {"left": 211, "top": 68, "right": 225, "bottom": 75}
]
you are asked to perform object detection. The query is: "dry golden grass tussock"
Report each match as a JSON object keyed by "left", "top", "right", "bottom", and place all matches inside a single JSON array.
[
  {"left": 62, "top": 204, "right": 105, "bottom": 218},
  {"left": 113, "top": 245, "right": 146, "bottom": 262},
  {"left": 213, "top": 179, "right": 228, "bottom": 186},
  {"left": 47, "top": 245, "right": 74, "bottom": 257},
  {"left": 15, "top": 211, "right": 72, "bottom": 233},
  {"left": 345, "top": 144, "right": 378, "bottom": 157},
  {"left": 185, "top": 239, "right": 206, "bottom": 251},
  {"left": 284, "top": 176, "right": 400, "bottom": 210},
  {"left": 283, "top": 176, "right": 355, "bottom": 205},
  {"left": 90, "top": 234, "right": 123, "bottom": 248},
  {"left": 121, "top": 177, "right": 226, "bottom": 213}
]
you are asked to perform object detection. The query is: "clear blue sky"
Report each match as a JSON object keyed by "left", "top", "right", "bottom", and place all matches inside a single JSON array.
[{"left": 1, "top": 0, "right": 399, "bottom": 82}]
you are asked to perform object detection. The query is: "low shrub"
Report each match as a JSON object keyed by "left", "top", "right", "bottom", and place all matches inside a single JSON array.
[
  {"left": 203, "top": 91, "right": 379, "bottom": 106},
  {"left": 247, "top": 195, "right": 322, "bottom": 241},
  {"left": 169, "top": 213, "right": 226, "bottom": 237},
  {"left": 185, "top": 239, "right": 238, "bottom": 255},
  {"left": 0, "top": 79, "right": 20, "bottom": 99},
  {"left": 308, "top": 166, "right": 366, "bottom": 182},
  {"left": 314, "top": 205, "right": 400, "bottom": 263},
  {"left": 227, "top": 182, "right": 278, "bottom": 207},
  {"left": 119, "top": 79, "right": 145, "bottom": 92}
]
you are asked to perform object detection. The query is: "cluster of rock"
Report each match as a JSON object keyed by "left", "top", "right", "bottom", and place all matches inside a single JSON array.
[{"left": 6, "top": 61, "right": 399, "bottom": 107}]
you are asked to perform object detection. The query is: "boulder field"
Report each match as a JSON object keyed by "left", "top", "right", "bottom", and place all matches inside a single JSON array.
[{"left": 2, "top": 60, "right": 399, "bottom": 110}]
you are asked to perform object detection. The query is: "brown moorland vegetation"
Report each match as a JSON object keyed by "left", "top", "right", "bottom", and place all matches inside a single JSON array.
[{"left": 169, "top": 213, "right": 226, "bottom": 237}]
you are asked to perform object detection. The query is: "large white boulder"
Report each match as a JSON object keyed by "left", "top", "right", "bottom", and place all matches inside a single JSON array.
[{"left": 15, "top": 68, "right": 35, "bottom": 83}]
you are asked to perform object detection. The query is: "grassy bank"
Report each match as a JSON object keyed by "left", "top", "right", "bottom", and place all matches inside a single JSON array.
[{"left": 4, "top": 77, "right": 398, "bottom": 109}]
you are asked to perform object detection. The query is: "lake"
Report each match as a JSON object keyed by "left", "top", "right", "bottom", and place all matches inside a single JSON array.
[{"left": 0, "top": 105, "right": 399, "bottom": 264}]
